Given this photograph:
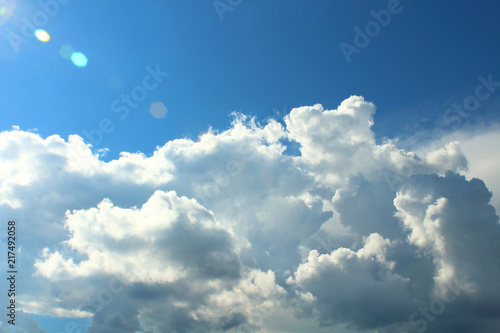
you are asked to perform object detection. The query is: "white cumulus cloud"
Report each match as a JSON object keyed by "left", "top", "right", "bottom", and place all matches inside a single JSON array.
[{"left": 1, "top": 96, "right": 499, "bottom": 333}]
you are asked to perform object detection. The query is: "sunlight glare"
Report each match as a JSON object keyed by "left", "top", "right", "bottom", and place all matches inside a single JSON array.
[{"left": 35, "top": 29, "right": 50, "bottom": 42}]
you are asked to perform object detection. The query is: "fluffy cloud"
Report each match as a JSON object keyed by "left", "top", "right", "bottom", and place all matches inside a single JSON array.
[
  {"left": 288, "top": 233, "right": 418, "bottom": 330},
  {"left": 284, "top": 97, "right": 467, "bottom": 189},
  {"left": 393, "top": 172, "right": 500, "bottom": 332},
  {"left": 438, "top": 126, "right": 500, "bottom": 214},
  {"left": 0, "top": 311, "right": 46, "bottom": 333},
  {"left": 35, "top": 190, "right": 241, "bottom": 283},
  {"left": 0, "top": 96, "right": 499, "bottom": 332}
]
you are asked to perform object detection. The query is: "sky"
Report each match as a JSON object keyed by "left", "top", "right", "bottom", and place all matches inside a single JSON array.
[{"left": 0, "top": 0, "right": 499, "bottom": 332}]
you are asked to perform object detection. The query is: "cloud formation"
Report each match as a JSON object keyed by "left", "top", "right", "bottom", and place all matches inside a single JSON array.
[{"left": 0, "top": 96, "right": 499, "bottom": 332}]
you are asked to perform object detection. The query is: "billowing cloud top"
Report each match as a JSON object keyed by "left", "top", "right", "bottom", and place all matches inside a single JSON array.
[{"left": 0, "top": 96, "right": 499, "bottom": 332}]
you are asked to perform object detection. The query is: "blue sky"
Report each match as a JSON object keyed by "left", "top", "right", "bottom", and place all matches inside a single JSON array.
[
  {"left": 1, "top": 1, "right": 500, "bottom": 333},
  {"left": 2, "top": 0, "right": 499, "bottom": 160}
]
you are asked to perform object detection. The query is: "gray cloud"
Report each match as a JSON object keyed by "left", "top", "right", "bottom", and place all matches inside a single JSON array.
[{"left": 0, "top": 96, "right": 499, "bottom": 332}]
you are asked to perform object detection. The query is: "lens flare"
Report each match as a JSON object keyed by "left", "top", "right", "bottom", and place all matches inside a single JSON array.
[
  {"left": 71, "top": 52, "right": 88, "bottom": 67},
  {"left": 35, "top": 29, "right": 50, "bottom": 42},
  {"left": 149, "top": 102, "right": 168, "bottom": 119},
  {"left": 108, "top": 77, "right": 124, "bottom": 91},
  {"left": 59, "top": 45, "right": 74, "bottom": 59},
  {"left": 0, "top": 2, "right": 15, "bottom": 25}
]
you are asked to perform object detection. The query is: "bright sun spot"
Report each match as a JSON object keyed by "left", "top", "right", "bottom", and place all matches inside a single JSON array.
[{"left": 35, "top": 29, "right": 50, "bottom": 42}]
